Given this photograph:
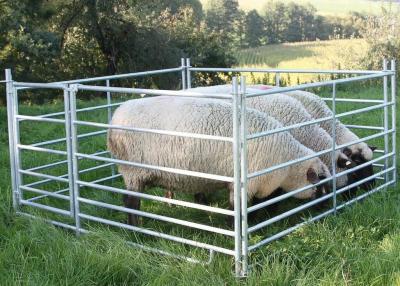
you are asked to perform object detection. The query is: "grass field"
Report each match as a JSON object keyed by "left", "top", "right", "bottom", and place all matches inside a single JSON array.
[
  {"left": 0, "top": 75, "right": 400, "bottom": 284},
  {"left": 201, "top": 0, "right": 399, "bottom": 16},
  {"left": 235, "top": 38, "right": 369, "bottom": 84}
]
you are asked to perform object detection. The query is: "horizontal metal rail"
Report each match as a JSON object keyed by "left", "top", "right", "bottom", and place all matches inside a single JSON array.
[
  {"left": 76, "top": 102, "right": 122, "bottom": 113},
  {"left": 20, "top": 185, "right": 70, "bottom": 201},
  {"left": 248, "top": 152, "right": 393, "bottom": 213},
  {"left": 25, "top": 150, "right": 110, "bottom": 173},
  {"left": 16, "top": 67, "right": 184, "bottom": 91},
  {"left": 20, "top": 200, "right": 70, "bottom": 216},
  {"left": 16, "top": 114, "right": 66, "bottom": 124},
  {"left": 17, "top": 212, "right": 77, "bottom": 231},
  {"left": 89, "top": 174, "right": 121, "bottom": 184},
  {"left": 190, "top": 67, "right": 382, "bottom": 75},
  {"left": 26, "top": 162, "right": 115, "bottom": 202},
  {"left": 79, "top": 213, "right": 235, "bottom": 256},
  {"left": 125, "top": 241, "right": 214, "bottom": 265},
  {"left": 17, "top": 212, "right": 214, "bottom": 265},
  {"left": 31, "top": 137, "right": 66, "bottom": 148},
  {"left": 32, "top": 130, "right": 107, "bottom": 148},
  {"left": 249, "top": 177, "right": 395, "bottom": 251},
  {"left": 245, "top": 71, "right": 394, "bottom": 98},
  {"left": 79, "top": 197, "right": 234, "bottom": 236},
  {"left": 248, "top": 102, "right": 393, "bottom": 140},
  {"left": 337, "top": 180, "right": 395, "bottom": 210},
  {"left": 248, "top": 208, "right": 336, "bottom": 252},
  {"left": 14, "top": 82, "right": 66, "bottom": 89},
  {"left": 76, "top": 152, "right": 234, "bottom": 183},
  {"left": 78, "top": 180, "right": 234, "bottom": 216},
  {"left": 75, "top": 120, "right": 232, "bottom": 143},
  {"left": 19, "top": 169, "right": 70, "bottom": 183},
  {"left": 38, "top": 110, "right": 66, "bottom": 119},
  {"left": 18, "top": 144, "right": 68, "bottom": 156},
  {"left": 76, "top": 84, "right": 233, "bottom": 99},
  {"left": 249, "top": 191, "right": 334, "bottom": 233},
  {"left": 334, "top": 167, "right": 394, "bottom": 196},
  {"left": 74, "top": 120, "right": 233, "bottom": 142},
  {"left": 344, "top": 124, "right": 384, "bottom": 131},
  {"left": 249, "top": 166, "right": 394, "bottom": 233},
  {"left": 321, "top": 97, "right": 384, "bottom": 104},
  {"left": 249, "top": 130, "right": 393, "bottom": 179}
]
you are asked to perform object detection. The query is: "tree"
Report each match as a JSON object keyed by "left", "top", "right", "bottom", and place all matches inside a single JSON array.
[
  {"left": 205, "top": 0, "right": 241, "bottom": 47},
  {"left": 244, "top": 10, "right": 265, "bottom": 47},
  {"left": 263, "top": 1, "right": 289, "bottom": 44}
]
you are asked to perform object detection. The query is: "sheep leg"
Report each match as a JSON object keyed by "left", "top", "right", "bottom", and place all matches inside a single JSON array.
[
  {"left": 194, "top": 193, "right": 209, "bottom": 205},
  {"left": 165, "top": 190, "right": 174, "bottom": 200},
  {"left": 123, "top": 194, "right": 141, "bottom": 226},
  {"left": 124, "top": 180, "right": 145, "bottom": 226}
]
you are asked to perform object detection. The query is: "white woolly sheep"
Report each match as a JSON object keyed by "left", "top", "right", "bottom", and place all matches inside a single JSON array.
[
  {"left": 249, "top": 85, "right": 376, "bottom": 194},
  {"left": 108, "top": 96, "right": 331, "bottom": 225},
  {"left": 186, "top": 85, "right": 352, "bottom": 188}
]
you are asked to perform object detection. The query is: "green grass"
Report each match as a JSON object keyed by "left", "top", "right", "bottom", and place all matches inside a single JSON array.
[
  {"left": 235, "top": 38, "right": 368, "bottom": 84},
  {"left": 1, "top": 83, "right": 400, "bottom": 285},
  {"left": 201, "top": 0, "right": 399, "bottom": 16}
]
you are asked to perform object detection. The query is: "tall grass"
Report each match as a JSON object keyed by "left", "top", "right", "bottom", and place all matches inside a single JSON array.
[{"left": 0, "top": 82, "right": 399, "bottom": 284}]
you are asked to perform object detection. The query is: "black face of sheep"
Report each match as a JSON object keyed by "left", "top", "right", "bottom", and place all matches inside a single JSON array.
[
  {"left": 307, "top": 169, "right": 331, "bottom": 210},
  {"left": 343, "top": 146, "right": 376, "bottom": 191}
]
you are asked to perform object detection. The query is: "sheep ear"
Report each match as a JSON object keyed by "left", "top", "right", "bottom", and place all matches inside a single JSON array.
[
  {"left": 307, "top": 168, "right": 320, "bottom": 184},
  {"left": 368, "top": 145, "right": 377, "bottom": 152},
  {"left": 343, "top": 147, "right": 352, "bottom": 157},
  {"left": 337, "top": 155, "right": 353, "bottom": 169}
]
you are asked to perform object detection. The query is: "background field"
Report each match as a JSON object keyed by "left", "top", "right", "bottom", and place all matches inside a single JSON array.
[
  {"left": 235, "top": 38, "right": 368, "bottom": 84},
  {"left": 201, "top": 0, "right": 400, "bottom": 15}
]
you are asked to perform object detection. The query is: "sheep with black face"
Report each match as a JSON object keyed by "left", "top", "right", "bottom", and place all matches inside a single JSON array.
[{"left": 108, "top": 96, "right": 331, "bottom": 225}]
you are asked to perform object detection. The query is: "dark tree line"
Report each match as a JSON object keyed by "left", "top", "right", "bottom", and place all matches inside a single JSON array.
[
  {"left": 0, "top": 0, "right": 370, "bottom": 104},
  {"left": 204, "top": 0, "right": 367, "bottom": 48},
  {"left": 0, "top": 0, "right": 236, "bottom": 102}
]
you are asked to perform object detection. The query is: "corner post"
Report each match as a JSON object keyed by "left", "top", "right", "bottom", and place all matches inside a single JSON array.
[
  {"left": 390, "top": 59, "right": 397, "bottom": 186},
  {"left": 383, "top": 59, "right": 389, "bottom": 187},
  {"left": 69, "top": 84, "right": 81, "bottom": 234},
  {"left": 63, "top": 84, "right": 75, "bottom": 217},
  {"left": 331, "top": 82, "right": 337, "bottom": 214},
  {"left": 186, "top": 58, "right": 192, "bottom": 89},
  {"left": 106, "top": 80, "right": 116, "bottom": 178},
  {"left": 232, "top": 77, "right": 243, "bottom": 277},
  {"left": 5, "top": 69, "right": 19, "bottom": 210},
  {"left": 239, "top": 76, "right": 249, "bottom": 277},
  {"left": 181, "top": 58, "right": 187, "bottom": 90}
]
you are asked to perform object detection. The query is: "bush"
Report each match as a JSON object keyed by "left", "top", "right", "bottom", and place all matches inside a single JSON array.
[{"left": 359, "top": 7, "right": 400, "bottom": 71}]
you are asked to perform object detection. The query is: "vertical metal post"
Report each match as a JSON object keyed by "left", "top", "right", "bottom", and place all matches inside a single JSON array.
[
  {"left": 275, "top": 73, "right": 280, "bottom": 87},
  {"left": 390, "top": 60, "right": 397, "bottom": 185},
  {"left": 331, "top": 83, "right": 337, "bottom": 214},
  {"left": 106, "top": 80, "right": 116, "bottom": 178},
  {"left": 232, "top": 77, "right": 242, "bottom": 277},
  {"left": 5, "top": 69, "right": 19, "bottom": 210},
  {"left": 63, "top": 85, "right": 75, "bottom": 217},
  {"left": 186, "top": 58, "right": 192, "bottom": 89},
  {"left": 69, "top": 84, "right": 81, "bottom": 234},
  {"left": 239, "top": 76, "right": 248, "bottom": 277},
  {"left": 383, "top": 59, "right": 389, "bottom": 186},
  {"left": 181, "top": 58, "right": 187, "bottom": 90},
  {"left": 11, "top": 75, "right": 23, "bottom": 204}
]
